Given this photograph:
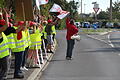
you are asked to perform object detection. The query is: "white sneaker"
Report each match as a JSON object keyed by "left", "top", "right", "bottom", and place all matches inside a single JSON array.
[
  {"left": 34, "top": 64, "right": 41, "bottom": 68},
  {"left": 20, "top": 66, "right": 28, "bottom": 71}
]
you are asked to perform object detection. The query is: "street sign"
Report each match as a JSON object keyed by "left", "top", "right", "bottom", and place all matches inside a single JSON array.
[
  {"left": 93, "top": 3, "right": 99, "bottom": 13},
  {"left": 93, "top": 8, "right": 100, "bottom": 13}
]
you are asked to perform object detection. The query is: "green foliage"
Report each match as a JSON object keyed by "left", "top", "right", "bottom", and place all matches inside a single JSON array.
[
  {"left": 0, "top": 0, "right": 81, "bottom": 29},
  {"left": 97, "top": 11, "right": 109, "bottom": 20},
  {"left": 106, "top": 1, "right": 120, "bottom": 21},
  {"left": 0, "top": 0, "right": 4, "bottom": 8}
]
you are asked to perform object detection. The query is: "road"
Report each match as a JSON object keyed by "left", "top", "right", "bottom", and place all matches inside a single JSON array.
[{"left": 38, "top": 30, "right": 120, "bottom": 80}]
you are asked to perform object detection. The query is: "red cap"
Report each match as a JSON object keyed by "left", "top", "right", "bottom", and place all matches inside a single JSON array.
[
  {"left": 29, "top": 21, "right": 36, "bottom": 26},
  {"left": 0, "top": 19, "right": 6, "bottom": 26},
  {"left": 3, "top": 14, "right": 10, "bottom": 17},
  {"left": 47, "top": 19, "right": 52, "bottom": 23},
  {"left": 18, "top": 21, "right": 24, "bottom": 26}
]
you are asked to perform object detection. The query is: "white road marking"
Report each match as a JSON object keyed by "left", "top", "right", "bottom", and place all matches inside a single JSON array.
[
  {"left": 87, "top": 34, "right": 115, "bottom": 48},
  {"left": 107, "top": 34, "right": 115, "bottom": 48},
  {"left": 87, "top": 35, "right": 108, "bottom": 44}
]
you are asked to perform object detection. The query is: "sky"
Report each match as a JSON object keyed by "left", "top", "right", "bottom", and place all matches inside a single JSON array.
[{"left": 66, "top": 0, "right": 118, "bottom": 14}]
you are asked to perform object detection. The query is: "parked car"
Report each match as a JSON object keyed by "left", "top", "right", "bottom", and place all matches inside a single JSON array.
[
  {"left": 82, "top": 22, "right": 91, "bottom": 28},
  {"left": 105, "top": 22, "right": 114, "bottom": 28},
  {"left": 74, "top": 22, "right": 81, "bottom": 28},
  {"left": 114, "top": 22, "right": 120, "bottom": 28}
]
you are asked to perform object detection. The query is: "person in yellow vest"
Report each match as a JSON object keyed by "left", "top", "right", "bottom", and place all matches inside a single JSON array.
[
  {"left": 51, "top": 25, "right": 56, "bottom": 46},
  {"left": 41, "top": 21, "right": 48, "bottom": 59},
  {"left": 42, "top": 21, "right": 48, "bottom": 49},
  {"left": 20, "top": 22, "right": 31, "bottom": 71},
  {"left": 45, "top": 17, "right": 59, "bottom": 53},
  {"left": 0, "top": 8, "right": 16, "bottom": 80},
  {"left": 36, "top": 25, "right": 45, "bottom": 64},
  {"left": 12, "top": 21, "right": 26, "bottom": 79},
  {"left": 27, "top": 22, "right": 41, "bottom": 67},
  {"left": 0, "top": 32, "right": 10, "bottom": 80}
]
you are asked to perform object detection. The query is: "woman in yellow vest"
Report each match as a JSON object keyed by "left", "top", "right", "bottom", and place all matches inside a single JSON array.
[
  {"left": 27, "top": 22, "right": 41, "bottom": 67},
  {"left": 41, "top": 21, "right": 48, "bottom": 59},
  {"left": 21, "top": 26, "right": 31, "bottom": 71}
]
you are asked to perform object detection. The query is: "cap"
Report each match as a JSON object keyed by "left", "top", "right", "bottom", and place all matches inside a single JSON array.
[
  {"left": 47, "top": 19, "right": 52, "bottom": 23},
  {"left": 18, "top": 21, "right": 24, "bottom": 26},
  {"left": 0, "top": 19, "right": 6, "bottom": 26},
  {"left": 29, "top": 21, "right": 36, "bottom": 26}
]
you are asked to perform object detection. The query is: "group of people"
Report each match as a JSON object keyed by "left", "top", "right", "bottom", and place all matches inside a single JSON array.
[
  {"left": 0, "top": 5, "right": 79, "bottom": 80},
  {"left": 0, "top": 8, "right": 58, "bottom": 80}
]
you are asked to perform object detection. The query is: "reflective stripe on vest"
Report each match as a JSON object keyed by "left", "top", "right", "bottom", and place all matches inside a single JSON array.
[
  {"left": 6, "top": 33, "right": 16, "bottom": 49},
  {"left": 0, "top": 33, "right": 10, "bottom": 58},
  {"left": 12, "top": 27, "right": 26, "bottom": 52},
  {"left": 22, "top": 31, "right": 28, "bottom": 48},
  {"left": 30, "top": 31, "right": 42, "bottom": 49}
]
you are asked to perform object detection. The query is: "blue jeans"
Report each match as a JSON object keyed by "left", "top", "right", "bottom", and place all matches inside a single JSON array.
[
  {"left": 14, "top": 51, "right": 24, "bottom": 75},
  {"left": 66, "top": 39, "right": 75, "bottom": 58}
]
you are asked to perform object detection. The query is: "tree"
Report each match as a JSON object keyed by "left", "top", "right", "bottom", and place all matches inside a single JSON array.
[
  {"left": 107, "top": 1, "right": 120, "bottom": 20},
  {"left": 97, "top": 11, "right": 109, "bottom": 20},
  {"left": 0, "top": 0, "right": 4, "bottom": 7}
]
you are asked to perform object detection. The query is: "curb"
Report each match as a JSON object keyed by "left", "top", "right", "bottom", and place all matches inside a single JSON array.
[
  {"left": 26, "top": 54, "right": 54, "bottom": 80},
  {"left": 26, "top": 39, "right": 57, "bottom": 80},
  {"left": 99, "top": 31, "right": 112, "bottom": 35}
]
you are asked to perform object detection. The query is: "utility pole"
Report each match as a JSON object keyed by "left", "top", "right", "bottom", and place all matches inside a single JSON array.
[
  {"left": 110, "top": 0, "right": 112, "bottom": 21},
  {"left": 84, "top": 3, "right": 86, "bottom": 14},
  {"left": 81, "top": 0, "right": 83, "bottom": 19},
  {"left": 81, "top": 0, "right": 82, "bottom": 14}
]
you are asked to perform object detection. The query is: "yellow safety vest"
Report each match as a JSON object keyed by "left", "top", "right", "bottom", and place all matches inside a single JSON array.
[
  {"left": 0, "top": 32, "right": 10, "bottom": 59},
  {"left": 29, "top": 29, "right": 42, "bottom": 49},
  {"left": 22, "top": 30, "right": 31, "bottom": 48},
  {"left": 12, "top": 27, "right": 26, "bottom": 52},
  {"left": 52, "top": 25, "right": 56, "bottom": 35},
  {"left": 25, "top": 29, "right": 31, "bottom": 47},
  {"left": 42, "top": 26, "right": 47, "bottom": 39},
  {"left": 5, "top": 33, "right": 16, "bottom": 49}
]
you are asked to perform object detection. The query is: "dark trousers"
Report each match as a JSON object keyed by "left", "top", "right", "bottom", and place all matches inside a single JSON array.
[
  {"left": 0, "top": 56, "right": 9, "bottom": 80},
  {"left": 52, "top": 34, "right": 55, "bottom": 42},
  {"left": 14, "top": 51, "right": 24, "bottom": 75},
  {"left": 22, "top": 47, "right": 29, "bottom": 67},
  {"left": 66, "top": 39, "right": 75, "bottom": 58},
  {"left": 41, "top": 39, "right": 48, "bottom": 51}
]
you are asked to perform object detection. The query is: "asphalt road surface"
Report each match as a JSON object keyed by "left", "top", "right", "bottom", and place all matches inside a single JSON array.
[{"left": 39, "top": 30, "right": 120, "bottom": 80}]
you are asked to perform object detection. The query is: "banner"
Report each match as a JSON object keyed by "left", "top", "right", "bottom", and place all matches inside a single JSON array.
[
  {"left": 49, "top": 4, "right": 62, "bottom": 12},
  {"left": 36, "top": 0, "right": 40, "bottom": 10},
  {"left": 50, "top": 4, "right": 70, "bottom": 19},
  {"left": 36, "top": 0, "right": 49, "bottom": 9},
  {"left": 57, "top": 11, "right": 70, "bottom": 19},
  {"left": 39, "top": 0, "right": 48, "bottom": 5}
]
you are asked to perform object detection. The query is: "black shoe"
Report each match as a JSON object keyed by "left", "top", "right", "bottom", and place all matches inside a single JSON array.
[
  {"left": 2, "top": 77, "right": 7, "bottom": 80},
  {"left": 49, "top": 51, "right": 54, "bottom": 53},
  {"left": 47, "top": 51, "right": 50, "bottom": 53},
  {"left": 66, "top": 57, "right": 72, "bottom": 60},
  {"left": 14, "top": 74, "right": 24, "bottom": 79},
  {"left": 47, "top": 51, "right": 54, "bottom": 53}
]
